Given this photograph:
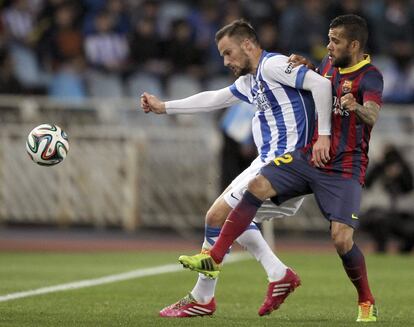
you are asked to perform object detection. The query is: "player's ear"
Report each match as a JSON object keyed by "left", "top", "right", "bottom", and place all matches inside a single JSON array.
[
  {"left": 241, "top": 38, "right": 252, "bottom": 51},
  {"left": 350, "top": 40, "right": 360, "bottom": 52}
]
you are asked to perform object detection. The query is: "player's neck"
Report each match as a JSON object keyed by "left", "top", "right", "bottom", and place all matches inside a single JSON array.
[
  {"left": 251, "top": 49, "right": 264, "bottom": 75},
  {"left": 347, "top": 53, "right": 366, "bottom": 68}
]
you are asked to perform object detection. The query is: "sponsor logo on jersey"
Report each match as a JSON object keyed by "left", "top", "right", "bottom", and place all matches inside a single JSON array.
[
  {"left": 333, "top": 96, "right": 350, "bottom": 116},
  {"left": 255, "top": 81, "right": 272, "bottom": 111},
  {"left": 285, "top": 62, "right": 294, "bottom": 74}
]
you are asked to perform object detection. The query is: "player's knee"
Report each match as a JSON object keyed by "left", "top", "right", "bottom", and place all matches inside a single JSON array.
[
  {"left": 205, "top": 207, "right": 226, "bottom": 227},
  {"left": 247, "top": 175, "right": 274, "bottom": 200},
  {"left": 331, "top": 230, "right": 353, "bottom": 254}
]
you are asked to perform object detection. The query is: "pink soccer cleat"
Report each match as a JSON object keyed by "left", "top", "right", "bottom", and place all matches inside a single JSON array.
[
  {"left": 258, "top": 268, "right": 301, "bottom": 316},
  {"left": 159, "top": 293, "right": 216, "bottom": 318}
]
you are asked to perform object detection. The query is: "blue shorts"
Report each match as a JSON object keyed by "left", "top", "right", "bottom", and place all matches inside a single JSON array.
[{"left": 260, "top": 150, "right": 362, "bottom": 229}]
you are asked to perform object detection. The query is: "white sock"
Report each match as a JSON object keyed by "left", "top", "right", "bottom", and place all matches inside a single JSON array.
[
  {"left": 191, "top": 273, "right": 217, "bottom": 304},
  {"left": 237, "top": 223, "right": 287, "bottom": 282},
  {"left": 190, "top": 225, "right": 222, "bottom": 304}
]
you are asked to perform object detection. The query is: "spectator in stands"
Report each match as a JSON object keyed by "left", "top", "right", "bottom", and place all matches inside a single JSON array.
[
  {"left": 257, "top": 19, "right": 280, "bottom": 54},
  {"left": 105, "top": 0, "right": 130, "bottom": 34},
  {"left": 162, "top": 18, "right": 206, "bottom": 79},
  {"left": 188, "top": 0, "right": 221, "bottom": 75},
  {"left": 129, "top": 17, "right": 166, "bottom": 78},
  {"left": 1, "top": 0, "right": 36, "bottom": 46},
  {"left": 84, "top": 10, "right": 130, "bottom": 75},
  {"left": 382, "top": 41, "right": 414, "bottom": 104},
  {"left": 374, "top": 0, "right": 414, "bottom": 54},
  {"left": 0, "top": 47, "right": 24, "bottom": 94},
  {"left": 278, "top": 0, "right": 329, "bottom": 62},
  {"left": 38, "top": 3, "right": 83, "bottom": 69},
  {"left": 361, "top": 144, "right": 414, "bottom": 253},
  {"left": 1, "top": 0, "right": 49, "bottom": 92}
]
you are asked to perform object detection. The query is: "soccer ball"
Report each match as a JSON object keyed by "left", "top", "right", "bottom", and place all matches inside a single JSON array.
[{"left": 26, "top": 124, "right": 69, "bottom": 166}]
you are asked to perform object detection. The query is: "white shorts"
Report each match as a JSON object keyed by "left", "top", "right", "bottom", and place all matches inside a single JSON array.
[{"left": 223, "top": 156, "right": 304, "bottom": 223}]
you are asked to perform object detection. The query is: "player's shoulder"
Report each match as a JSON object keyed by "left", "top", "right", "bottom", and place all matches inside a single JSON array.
[
  {"left": 316, "top": 55, "right": 332, "bottom": 75},
  {"left": 363, "top": 63, "right": 383, "bottom": 78},
  {"left": 260, "top": 52, "right": 291, "bottom": 78},
  {"left": 360, "top": 63, "right": 383, "bottom": 84},
  {"left": 261, "top": 52, "right": 289, "bottom": 68}
]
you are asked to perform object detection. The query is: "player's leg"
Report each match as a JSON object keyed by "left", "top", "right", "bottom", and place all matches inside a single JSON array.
[
  {"left": 202, "top": 174, "right": 275, "bottom": 265},
  {"left": 159, "top": 189, "right": 231, "bottom": 317},
  {"left": 313, "top": 174, "right": 377, "bottom": 322},
  {"left": 180, "top": 151, "right": 309, "bottom": 272},
  {"left": 331, "top": 221, "right": 377, "bottom": 322},
  {"left": 207, "top": 151, "right": 310, "bottom": 265}
]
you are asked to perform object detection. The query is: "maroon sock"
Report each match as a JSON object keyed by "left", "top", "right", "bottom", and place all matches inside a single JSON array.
[
  {"left": 340, "top": 243, "right": 375, "bottom": 304},
  {"left": 210, "top": 191, "right": 262, "bottom": 264}
]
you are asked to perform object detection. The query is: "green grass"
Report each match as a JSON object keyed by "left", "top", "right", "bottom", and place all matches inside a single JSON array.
[{"left": 0, "top": 251, "right": 413, "bottom": 326}]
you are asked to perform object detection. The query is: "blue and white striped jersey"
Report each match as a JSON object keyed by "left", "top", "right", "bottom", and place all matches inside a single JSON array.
[{"left": 229, "top": 51, "right": 316, "bottom": 163}]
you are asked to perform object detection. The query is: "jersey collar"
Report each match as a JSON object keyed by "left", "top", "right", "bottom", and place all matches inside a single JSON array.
[
  {"left": 338, "top": 54, "right": 370, "bottom": 74},
  {"left": 255, "top": 50, "right": 268, "bottom": 77}
]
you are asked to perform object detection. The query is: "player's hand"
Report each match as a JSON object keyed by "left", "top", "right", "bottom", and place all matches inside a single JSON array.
[
  {"left": 140, "top": 92, "right": 166, "bottom": 114},
  {"left": 340, "top": 93, "right": 358, "bottom": 111},
  {"left": 288, "top": 54, "right": 315, "bottom": 70},
  {"left": 312, "top": 135, "right": 330, "bottom": 168}
]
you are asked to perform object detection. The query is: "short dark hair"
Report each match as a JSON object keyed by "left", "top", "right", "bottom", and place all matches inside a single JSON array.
[
  {"left": 215, "top": 19, "right": 259, "bottom": 45},
  {"left": 330, "top": 14, "right": 368, "bottom": 50}
]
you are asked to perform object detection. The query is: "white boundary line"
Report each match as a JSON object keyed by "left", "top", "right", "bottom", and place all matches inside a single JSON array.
[{"left": 0, "top": 252, "right": 250, "bottom": 303}]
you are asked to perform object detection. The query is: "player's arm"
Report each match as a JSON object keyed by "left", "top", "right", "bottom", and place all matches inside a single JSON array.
[
  {"left": 140, "top": 88, "right": 241, "bottom": 115},
  {"left": 340, "top": 95, "right": 380, "bottom": 126},
  {"left": 301, "top": 69, "right": 332, "bottom": 167}
]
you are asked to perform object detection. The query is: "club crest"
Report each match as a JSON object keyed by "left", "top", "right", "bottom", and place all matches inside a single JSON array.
[{"left": 342, "top": 80, "right": 352, "bottom": 93}]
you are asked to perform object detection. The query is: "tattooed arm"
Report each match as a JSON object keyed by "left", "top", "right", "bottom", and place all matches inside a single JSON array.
[{"left": 341, "top": 93, "right": 380, "bottom": 126}]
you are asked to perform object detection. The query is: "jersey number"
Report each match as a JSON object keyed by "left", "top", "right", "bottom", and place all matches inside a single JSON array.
[{"left": 273, "top": 154, "right": 293, "bottom": 166}]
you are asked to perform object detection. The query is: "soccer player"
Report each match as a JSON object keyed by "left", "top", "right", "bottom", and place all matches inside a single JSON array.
[
  {"left": 141, "top": 19, "right": 332, "bottom": 317},
  {"left": 179, "top": 14, "right": 383, "bottom": 323}
]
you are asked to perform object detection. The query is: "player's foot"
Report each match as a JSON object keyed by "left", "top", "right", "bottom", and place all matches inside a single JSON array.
[
  {"left": 159, "top": 293, "right": 216, "bottom": 317},
  {"left": 178, "top": 252, "right": 220, "bottom": 279},
  {"left": 356, "top": 301, "right": 377, "bottom": 322},
  {"left": 258, "top": 268, "right": 301, "bottom": 316}
]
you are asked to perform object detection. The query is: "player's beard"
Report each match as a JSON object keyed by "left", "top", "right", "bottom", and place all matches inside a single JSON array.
[
  {"left": 230, "top": 52, "right": 252, "bottom": 77},
  {"left": 332, "top": 49, "right": 352, "bottom": 68}
]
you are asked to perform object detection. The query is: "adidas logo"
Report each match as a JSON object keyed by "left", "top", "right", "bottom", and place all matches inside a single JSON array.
[
  {"left": 272, "top": 283, "right": 291, "bottom": 297},
  {"left": 184, "top": 306, "right": 213, "bottom": 316}
]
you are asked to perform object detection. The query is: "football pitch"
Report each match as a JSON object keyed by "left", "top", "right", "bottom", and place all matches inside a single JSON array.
[{"left": 0, "top": 251, "right": 412, "bottom": 326}]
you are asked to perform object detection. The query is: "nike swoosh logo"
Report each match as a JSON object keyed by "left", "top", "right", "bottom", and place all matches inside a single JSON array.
[
  {"left": 351, "top": 214, "right": 359, "bottom": 220},
  {"left": 230, "top": 192, "right": 239, "bottom": 201},
  {"left": 324, "top": 75, "right": 332, "bottom": 79}
]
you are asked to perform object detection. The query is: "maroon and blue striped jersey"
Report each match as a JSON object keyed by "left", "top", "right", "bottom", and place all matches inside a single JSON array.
[{"left": 311, "top": 55, "right": 383, "bottom": 184}]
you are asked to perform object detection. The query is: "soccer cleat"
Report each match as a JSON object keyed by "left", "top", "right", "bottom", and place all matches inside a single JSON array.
[
  {"left": 178, "top": 252, "right": 221, "bottom": 279},
  {"left": 356, "top": 301, "right": 377, "bottom": 322},
  {"left": 258, "top": 268, "right": 301, "bottom": 316},
  {"left": 159, "top": 293, "right": 216, "bottom": 317}
]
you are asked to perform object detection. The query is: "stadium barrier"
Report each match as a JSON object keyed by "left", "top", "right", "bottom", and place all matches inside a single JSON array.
[{"left": 0, "top": 95, "right": 412, "bottom": 235}]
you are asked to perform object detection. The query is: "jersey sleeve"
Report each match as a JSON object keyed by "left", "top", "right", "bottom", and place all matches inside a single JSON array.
[
  {"left": 316, "top": 55, "right": 331, "bottom": 76},
  {"left": 261, "top": 55, "right": 309, "bottom": 89},
  {"left": 360, "top": 69, "right": 384, "bottom": 106},
  {"left": 229, "top": 75, "right": 252, "bottom": 103}
]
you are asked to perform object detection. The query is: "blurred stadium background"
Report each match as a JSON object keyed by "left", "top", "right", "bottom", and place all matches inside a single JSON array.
[
  {"left": 0, "top": 0, "right": 414, "bottom": 249},
  {"left": 0, "top": 0, "right": 413, "bottom": 325},
  {"left": 0, "top": 0, "right": 413, "bottom": 239}
]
